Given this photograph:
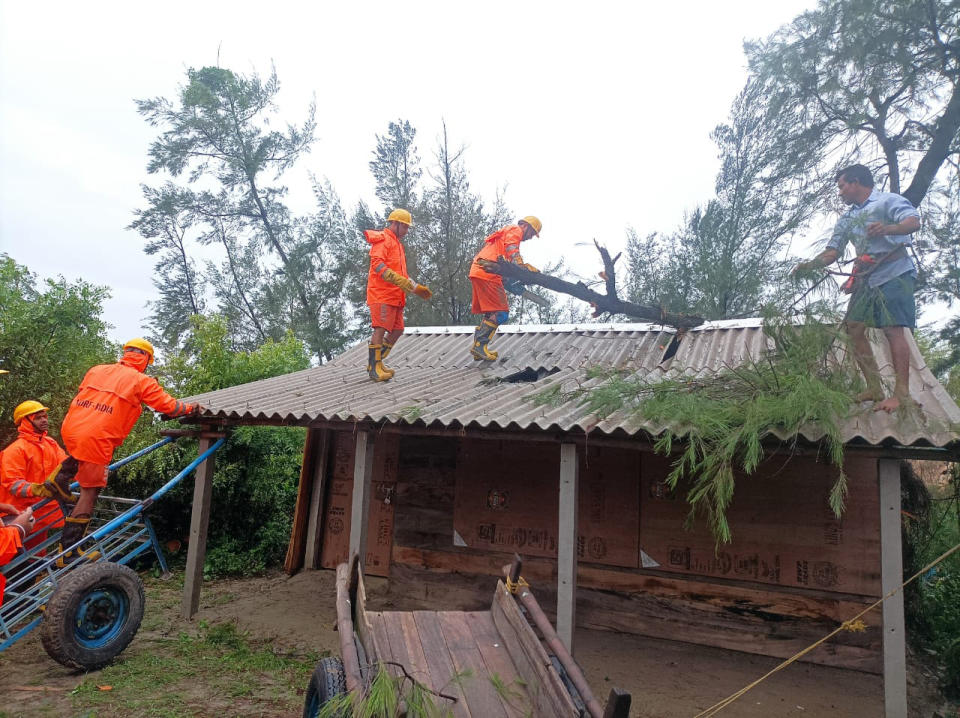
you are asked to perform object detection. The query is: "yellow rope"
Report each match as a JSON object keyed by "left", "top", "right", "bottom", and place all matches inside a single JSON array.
[
  {"left": 505, "top": 575, "right": 529, "bottom": 594},
  {"left": 694, "top": 540, "right": 960, "bottom": 718}
]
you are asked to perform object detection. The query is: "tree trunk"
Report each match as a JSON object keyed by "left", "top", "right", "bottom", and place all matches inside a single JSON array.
[{"left": 903, "top": 81, "right": 960, "bottom": 206}]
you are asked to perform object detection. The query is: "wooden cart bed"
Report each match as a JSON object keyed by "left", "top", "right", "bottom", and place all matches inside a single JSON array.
[{"left": 335, "top": 555, "right": 628, "bottom": 718}]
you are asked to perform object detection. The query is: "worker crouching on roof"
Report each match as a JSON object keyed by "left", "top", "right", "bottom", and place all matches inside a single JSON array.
[
  {"left": 0, "top": 401, "right": 67, "bottom": 552},
  {"left": 468, "top": 216, "right": 542, "bottom": 361},
  {"left": 365, "top": 209, "right": 433, "bottom": 382},
  {"left": 42, "top": 339, "right": 203, "bottom": 563}
]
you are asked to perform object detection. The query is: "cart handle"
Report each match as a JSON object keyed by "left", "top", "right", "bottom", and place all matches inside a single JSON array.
[{"left": 88, "top": 438, "right": 225, "bottom": 542}]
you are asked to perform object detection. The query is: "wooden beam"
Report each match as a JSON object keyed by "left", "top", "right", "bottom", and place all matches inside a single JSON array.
[
  {"left": 878, "top": 458, "right": 907, "bottom": 717},
  {"left": 349, "top": 431, "right": 376, "bottom": 571},
  {"left": 304, "top": 430, "right": 331, "bottom": 569},
  {"left": 181, "top": 435, "right": 216, "bottom": 620},
  {"left": 557, "top": 442, "right": 579, "bottom": 653},
  {"left": 284, "top": 429, "right": 318, "bottom": 574}
]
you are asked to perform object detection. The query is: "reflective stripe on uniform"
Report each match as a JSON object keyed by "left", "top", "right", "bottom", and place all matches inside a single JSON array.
[{"left": 10, "top": 480, "right": 32, "bottom": 498}]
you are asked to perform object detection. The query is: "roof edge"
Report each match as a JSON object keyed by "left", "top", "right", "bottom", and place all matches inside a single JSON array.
[{"left": 403, "top": 318, "right": 768, "bottom": 335}]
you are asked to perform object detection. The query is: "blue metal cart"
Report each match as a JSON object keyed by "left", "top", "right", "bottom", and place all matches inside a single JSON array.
[{"left": 0, "top": 436, "right": 224, "bottom": 669}]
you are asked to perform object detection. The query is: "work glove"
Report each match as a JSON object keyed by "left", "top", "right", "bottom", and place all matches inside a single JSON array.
[
  {"left": 380, "top": 267, "right": 416, "bottom": 293},
  {"left": 413, "top": 284, "right": 433, "bottom": 300},
  {"left": 189, "top": 404, "right": 206, "bottom": 417},
  {"left": 521, "top": 263, "right": 539, "bottom": 273},
  {"left": 29, "top": 478, "right": 78, "bottom": 504}
]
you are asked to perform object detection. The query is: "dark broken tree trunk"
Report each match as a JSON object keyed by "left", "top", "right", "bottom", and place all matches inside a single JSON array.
[{"left": 479, "top": 240, "right": 703, "bottom": 329}]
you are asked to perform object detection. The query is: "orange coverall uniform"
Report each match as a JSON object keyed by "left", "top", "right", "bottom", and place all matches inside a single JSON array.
[
  {"left": 365, "top": 228, "right": 408, "bottom": 331},
  {"left": 0, "top": 422, "right": 67, "bottom": 548},
  {"left": 468, "top": 225, "right": 526, "bottom": 314},
  {"left": 0, "top": 524, "right": 24, "bottom": 604},
  {"left": 60, "top": 351, "right": 194, "bottom": 487}
]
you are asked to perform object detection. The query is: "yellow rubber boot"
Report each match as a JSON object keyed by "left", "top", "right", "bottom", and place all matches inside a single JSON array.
[
  {"left": 367, "top": 344, "right": 394, "bottom": 382},
  {"left": 380, "top": 341, "right": 396, "bottom": 379},
  {"left": 470, "top": 320, "right": 499, "bottom": 361},
  {"left": 55, "top": 516, "right": 101, "bottom": 568}
]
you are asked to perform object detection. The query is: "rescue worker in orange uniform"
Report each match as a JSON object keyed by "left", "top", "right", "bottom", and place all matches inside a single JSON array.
[
  {"left": 0, "top": 401, "right": 67, "bottom": 550},
  {"left": 468, "top": 216, "right": 542, "bottom": 360},
  {"left": 365, "top": 209, "right": 433, "bottom": 381},
  {"left": 0, "top": 508, "right": 34, "bottom": 604},
  {"left": 39, "top": 339, "right": 201, "bottom": 561}
]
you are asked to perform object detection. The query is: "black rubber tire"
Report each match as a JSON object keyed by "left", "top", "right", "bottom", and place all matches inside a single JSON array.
[
  {"left": 40, "top": 561, "right": 145, "bottom": 671},
  {"left": 302, "top": 656, "right": 348, "bottom": 718}
]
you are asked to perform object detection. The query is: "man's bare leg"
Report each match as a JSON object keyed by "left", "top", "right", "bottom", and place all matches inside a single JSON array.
[
  {"left": 874, "top": 326, "right": 912, "bottom": 413},
  {"left": 371, "top": 327, "right": 386, "bottom": 345},
  {"left": 846, "top": 320, "right": 885, "bottom": 402},
  {"left": 71, "top": 486, "right": 101, "bottom": 518},
  {"left": 385, "top": 328, "right": 403, "bottom": 347}
]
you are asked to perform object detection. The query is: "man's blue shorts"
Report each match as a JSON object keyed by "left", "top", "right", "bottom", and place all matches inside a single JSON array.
[{"left": 846, "top": 272, "right": 916, "bottom": 329}]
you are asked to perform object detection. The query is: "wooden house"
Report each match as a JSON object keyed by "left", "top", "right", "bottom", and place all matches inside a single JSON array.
[{"left": 182, "top": 320, "right": 960, "bottom": 716}]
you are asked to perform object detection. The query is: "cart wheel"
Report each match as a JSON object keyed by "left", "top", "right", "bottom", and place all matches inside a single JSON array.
[
  {"left": 40, "top": 561, "right": 145, "bottom": 671},
  {"left": 302, "top": 656, "right": 347, "bottom": 718}
]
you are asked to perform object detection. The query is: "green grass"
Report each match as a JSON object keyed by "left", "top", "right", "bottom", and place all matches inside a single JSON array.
[{"left": 70, "top": 620, "right": 320, "bottom": 717}]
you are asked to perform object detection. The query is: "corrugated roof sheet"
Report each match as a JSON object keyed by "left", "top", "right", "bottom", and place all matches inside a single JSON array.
[{"left": 187, "top": 322, "right": 960, "bottom": 449}]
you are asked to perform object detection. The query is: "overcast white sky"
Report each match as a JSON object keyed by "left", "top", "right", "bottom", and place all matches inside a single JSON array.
[{"left": 0, "top": 0, "right": 820, "bottom": 342}]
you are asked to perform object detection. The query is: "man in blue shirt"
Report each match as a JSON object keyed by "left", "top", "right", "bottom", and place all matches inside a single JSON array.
[{"left": 795, "top": 164, "right": 921, "bottom": 413}]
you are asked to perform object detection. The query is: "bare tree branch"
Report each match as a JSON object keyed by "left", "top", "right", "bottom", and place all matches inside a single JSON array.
[{"left": 479, "top": 243, "right": 704, "bottom": 328}]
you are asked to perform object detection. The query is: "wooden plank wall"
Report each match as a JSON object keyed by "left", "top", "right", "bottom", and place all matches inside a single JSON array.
[
  {"left": 385, "top": 435, "right": 883, "bottom": 672},
  {"left": 452, "top": 439, "right": 640, "bottom": 568},
  {"left": 319, "top": 431, "right": 400, "bottom": 577},
  {"left": 640, "top": 453, "right": 882, "bottom": 596}
]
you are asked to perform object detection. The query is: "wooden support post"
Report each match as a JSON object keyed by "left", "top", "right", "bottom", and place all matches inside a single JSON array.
[
  {"left": 181, "top": 435, "right": 216, "bottom": 620},
  {"left": 879, "top": 458, "right": 907, "bottom": 718},
  {"left": 349, "top": 431, "right": 376, "bottom": 571},
  {"left": 304, "top": 430, "right": 331, "bottom": 569},
  {"left": 557, "top": 442, "right": 579, "bottom": 653}
]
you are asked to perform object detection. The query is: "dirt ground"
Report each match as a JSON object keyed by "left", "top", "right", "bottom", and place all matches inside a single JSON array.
[{"left": 1, "top": 568, "right": 957, "bottom": 717}]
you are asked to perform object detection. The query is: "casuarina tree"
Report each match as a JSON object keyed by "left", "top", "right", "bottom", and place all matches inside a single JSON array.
[{"left": 134, "top": 66, "right": 349, "bottom": 361}]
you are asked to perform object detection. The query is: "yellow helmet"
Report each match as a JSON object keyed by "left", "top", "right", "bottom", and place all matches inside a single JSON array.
[
  {"left": 13, "top": 400, "right": 49, "bottom": 425},
  {"left": 123, "top": 337, "right": 155, "bottom": 365},
  {"left": 386, "top": 208, "right": 413, "bottom": 227},
  {"left": 520, "top": 216, "right": 542, "bottom": 236}
]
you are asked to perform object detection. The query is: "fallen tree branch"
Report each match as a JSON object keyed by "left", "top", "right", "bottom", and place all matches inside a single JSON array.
[{"left": 478, "top": 255, "right": 704, "bottom": 329}]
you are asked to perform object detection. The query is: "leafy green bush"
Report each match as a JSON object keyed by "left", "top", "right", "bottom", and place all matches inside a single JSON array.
[
  {"left": 0, "top": 254, "right": 116, "bottom": 445},
  {"left": 907, "top": 463, "right": 960, "bottom": 696}
]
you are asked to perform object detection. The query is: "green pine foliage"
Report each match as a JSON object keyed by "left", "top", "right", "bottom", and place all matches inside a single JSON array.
[
  {"left": 317, "top": 663, "right": 466, "bottom": 718},
  {"left": 541, "top": 313, "right": 864, "bottom": 543}
]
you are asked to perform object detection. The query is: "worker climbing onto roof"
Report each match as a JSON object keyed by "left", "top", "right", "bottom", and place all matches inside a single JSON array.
[
  {"left": 34, "top": 339, "right": 203, "bottom": 564},
  {"left": 0, "top": 401, "right": 68, "bottom": 552},
  {"left": 794, "top": 164, "right": 921, "bottom": 413},
  {"left": 468, "top": 216, "right": 542, "bottom": 361},
  {"left": 365, "top": 209, "right": 433, "bottom": 382}
]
